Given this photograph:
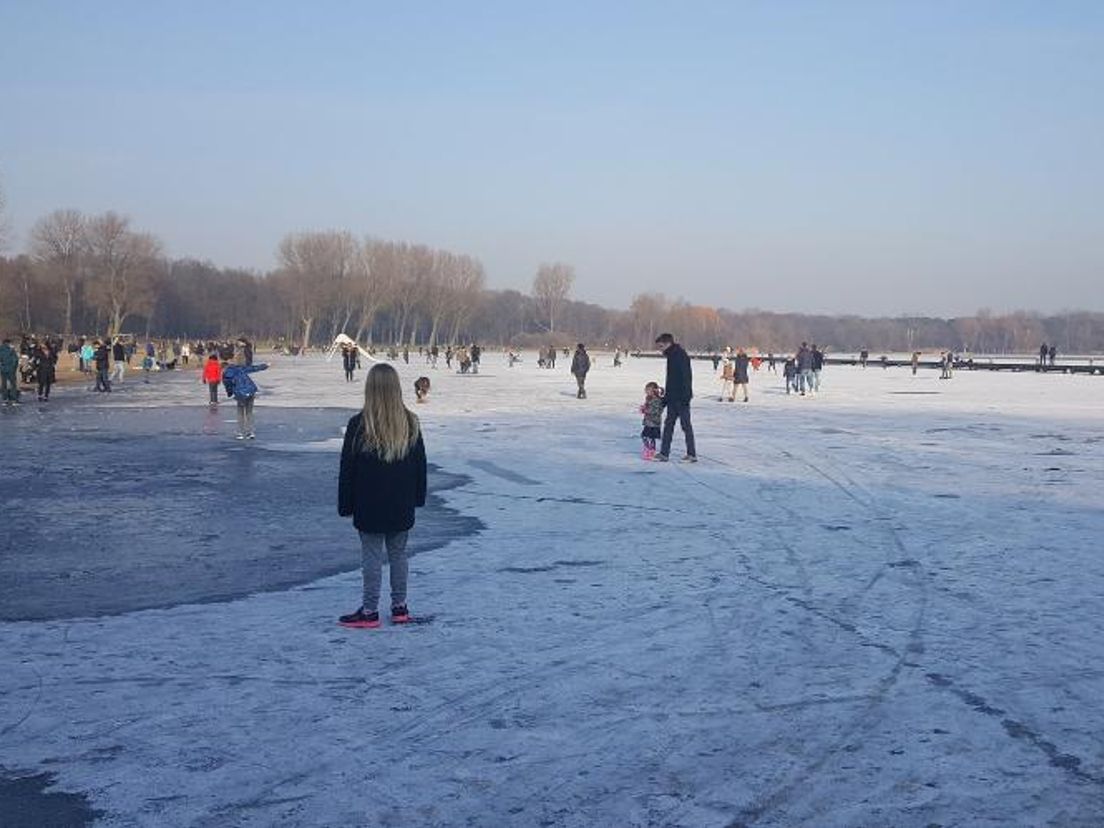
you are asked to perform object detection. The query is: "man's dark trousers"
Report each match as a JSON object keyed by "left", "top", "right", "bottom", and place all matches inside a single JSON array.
[{"left": 660, "top": 399, "right": 695, "bottom": 457}]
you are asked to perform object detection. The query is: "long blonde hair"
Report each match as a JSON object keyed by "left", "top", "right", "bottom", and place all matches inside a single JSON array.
[{"left": 358, "top": 363, "right": 420, "bottom": 462}]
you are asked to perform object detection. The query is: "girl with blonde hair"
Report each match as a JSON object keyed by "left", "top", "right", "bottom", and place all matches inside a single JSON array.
[{"left": 337, "top": 363, "right": 427, "bottom": 628}]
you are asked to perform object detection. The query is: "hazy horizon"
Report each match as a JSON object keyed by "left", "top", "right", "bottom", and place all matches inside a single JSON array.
[{"left": 2, "top": 1, "right": 1101, "bottom": 317}]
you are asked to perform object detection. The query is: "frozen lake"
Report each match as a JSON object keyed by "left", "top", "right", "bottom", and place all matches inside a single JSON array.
[{"left": 2, "top": 350, "right": 1102, "bottom": 826}]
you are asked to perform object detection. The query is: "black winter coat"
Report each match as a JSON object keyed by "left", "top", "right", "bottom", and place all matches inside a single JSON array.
[
  {"left": 570, "top": 349, "right": 590, "bottom": 376},
  {"left": 338, "top": 412, "right": 427, "bottom": 533},
  {"left": 734, "top": 354, "right": 750, "bottom": 384},
  {"left": 664, "top": 343, "right": 693, "bottom": 403}
]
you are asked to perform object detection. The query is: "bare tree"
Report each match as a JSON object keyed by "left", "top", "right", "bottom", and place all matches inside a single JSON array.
[
  {"left": 277, "top": 230, "right": 357, "bottom": 352},
  {"left": 30, "top": 208, "right": 86, "bottom": 335},
  {"left": 354, "top": 238, "right": 400, "bottom": 344},
  {"left": 448, "top": 254, "right": 486, "bottom": 343},
  {"left": 84, "top": 212, "right": 162, "bottom": 336},
  {"left": 391, "top": 243, "right": 432, "bottom": 345},
  {"left": 629, "top": 292, "right": 668, "bottom": 346},
  {"left": 423, "top": 250, "right": 457, "bottom": 347},
  {"left": 532, "top": 262, "right": 575, "bottom": 334}
]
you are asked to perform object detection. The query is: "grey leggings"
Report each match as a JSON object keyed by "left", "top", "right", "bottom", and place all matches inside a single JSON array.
[
  {"left": 235, "top": 396, "right": 255, "bottom": 435},
  {"left": 360, "top": 530, "right": 409, "bottom": 611}
]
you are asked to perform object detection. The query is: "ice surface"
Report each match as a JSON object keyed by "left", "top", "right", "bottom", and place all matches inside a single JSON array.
[{"left": 1, "top": 351, "right": 1102, "bottom": 826}]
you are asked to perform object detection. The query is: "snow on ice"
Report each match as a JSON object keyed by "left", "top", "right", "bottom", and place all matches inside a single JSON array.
[{"left": 1, "top": 352, "right": 1102, "bottom": 826}]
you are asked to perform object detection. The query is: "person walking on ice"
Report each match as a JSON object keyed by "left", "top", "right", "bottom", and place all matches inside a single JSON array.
[
  {"left": 222, "top": 358, "right": 269, "bottom": 439},
  {"left": 201, "top": 353, "right": 222, "bottom": 405},
  {"left": 571, "top": 343, "right": 591, "bottom": 399},
  {"left": 733, "top": 347, "right": 750, "bottom": 402},
  {"left": 719, "top": 354, "right": 735, "bottom": 401},
  {"left": 654, "top": 333, "right": 696, "bottom": 462},
  {"left": 0, "top": 338, "right": 20, "bottom": 405},
  {"left": 337, "top": 363, "right": 427, "bottom": 629},
  {"left": 342, "top": 344, "right": 357, "bottom": 382}
]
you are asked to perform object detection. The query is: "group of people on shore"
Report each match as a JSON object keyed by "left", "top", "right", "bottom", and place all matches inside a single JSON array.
[{"left": 0, "top": 335, "right": 60, "bottom": 403}]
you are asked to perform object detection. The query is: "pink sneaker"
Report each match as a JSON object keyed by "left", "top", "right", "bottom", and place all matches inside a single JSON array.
[{"left": 642, "top": 447, "right": 655, "bottom": 461}]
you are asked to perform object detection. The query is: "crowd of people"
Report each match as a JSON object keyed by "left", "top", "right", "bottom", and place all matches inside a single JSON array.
[{"left": 4, "top": 326, "right": 1054, "bottom": 631}]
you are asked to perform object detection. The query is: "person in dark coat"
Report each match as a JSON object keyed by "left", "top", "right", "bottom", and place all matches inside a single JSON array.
[
  {"left": 342, "top": 345, "right": 357, "bottom": 382},
  {"left": 570, "top": 343, "right": 591, "bottom": 399},
  {"left": 654, "top": 333, "right": 696, "bottom": 462},
  {"left": 93, "top": 340, "right": 112, "bottom": 392},
  {"left": 34, "top": 342, "right": 57, "bottom": 401},
  {"left": 783, "top": 357, "right": 796, "bottom": 393},
  {"left": 0, "top": 338, "right": 20, "bottom": 404},
  {"left": 811, "top": 344, "right": 824, "bottom": 392},
  {"left": 733, "top": 348, "right": 750, "bottom": 402},
  {"left": 796, "top": 342, "right": 813, "bottom": 395},
  {"left": 337, "top": 363, "right": 428, "bottom": 629}
]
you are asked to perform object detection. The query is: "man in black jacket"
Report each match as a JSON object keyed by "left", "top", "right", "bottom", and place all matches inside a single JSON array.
[
  {"left": 570, "top": 343, "right": 590, "bottom": 399},
  {"left": 93, "top": 340, "right": 112, "bottom": 392},
  {"left": 655, "top": 333, "right": 696, "bottom": 462}
]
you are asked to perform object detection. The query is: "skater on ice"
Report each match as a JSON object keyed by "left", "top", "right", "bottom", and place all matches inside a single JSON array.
[
  {"left": 796, "top": 342, "right": 814, "bottom": 395},
  {"left": 783, "top": 356, "right": 796, "bottom": 394},
  {"left": 33, "top": 341, "right": 57, "bottom": 402},
  {"left": 0, "top": 338, "right": 19, "bottom": 405},
  {"left": 654, "top": 333, "right": 696, "bottom": 463},
  {"left": 222, "top": 358, "right": 269, "bottom": 440},
  {"left": 571, "top": 343, "right": 590, "bottom": 399},
  {"left": 337, "top": 363, "right": 427, "bottom": 629},
  {"left": 719, "top": 354, "right": 736, "bottom": 401},
  {"left": 341, "top": 343, "right": 357, "bottom": 382},
  {"left": 639, "top": 381, "right": 664, "bottom": 460},
  {"left": 201, "top": 353, "right": 222, "bottom": 405},
  {"left": 733, "top": 347, "right": 750, "bottom": 402}
]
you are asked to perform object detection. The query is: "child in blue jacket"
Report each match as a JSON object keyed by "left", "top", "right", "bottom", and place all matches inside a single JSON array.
[{"left": 223, "top": 361, "right": 269, "bottom": 439}]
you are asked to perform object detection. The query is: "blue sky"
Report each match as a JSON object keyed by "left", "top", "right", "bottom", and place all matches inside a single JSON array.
[{"left": 1, "top": 1, "right": 1101, "bottom": 315}]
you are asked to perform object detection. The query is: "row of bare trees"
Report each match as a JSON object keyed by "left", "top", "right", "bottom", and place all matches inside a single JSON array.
[
  {"left": 13, "top": 209, "right": 163, "bottom": 337},
  {"left": 0, "top": 210, "right": 494, "bottom": 348},
  {"left": 271, "top": 232, "right": 487, "bottom": 352},
  {"left": 1, "top": 199, "right": 1102, "bottom": 354}
]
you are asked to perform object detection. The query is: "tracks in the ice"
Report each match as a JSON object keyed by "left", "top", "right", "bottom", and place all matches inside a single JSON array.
[{"left": 666, "top": 438, "right": 929, "bottom": 826}]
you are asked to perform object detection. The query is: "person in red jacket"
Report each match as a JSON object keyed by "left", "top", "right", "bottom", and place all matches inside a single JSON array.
[{"left": 201, "top": 354, "right": 222, "bottom": 405}]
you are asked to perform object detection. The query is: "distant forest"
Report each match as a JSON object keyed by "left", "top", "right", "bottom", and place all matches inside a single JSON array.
[{"left": 1, "top": 209, "right": 1102, "bottom": 354}]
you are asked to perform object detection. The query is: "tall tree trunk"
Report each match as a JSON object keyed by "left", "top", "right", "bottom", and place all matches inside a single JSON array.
[
  {"left": 110, "top": 300, "right": 125, "bottom": 338},
  {"left": 63, "top": 284, "right": 73, "bottom": 337},
  {"left": 300, "top": 317, "right": 313, "bottom": 355},
  {"left": 21, "top": 272, "right": 33, "bottom": 331}
]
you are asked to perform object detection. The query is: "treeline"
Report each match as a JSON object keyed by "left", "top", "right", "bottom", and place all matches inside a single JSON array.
[{"left": 1, "top": 208, "right": 1102, "bottom": 354}]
